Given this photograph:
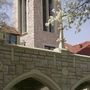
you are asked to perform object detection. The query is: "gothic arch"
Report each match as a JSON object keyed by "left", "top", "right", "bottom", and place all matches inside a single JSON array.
[
  {"left": 71, "top": 75, "right": 90, "bottom": 90},
  {"left": 4, "top": 69, "right": 61, "bottom": 90}
]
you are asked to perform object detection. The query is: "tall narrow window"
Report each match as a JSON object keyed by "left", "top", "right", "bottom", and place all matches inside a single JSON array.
[
  {"left": 48, "top": 0, "right": 54, "bottom": 32},
  {"left": 19, "top": 0, "right": 27, "bottom": 34},
  {"left": 49, "top": 0, "right": 53, "bottom": 16},
  {"left": 18, "top": 0, "right": 22, "bottom": 33},
  {"left": 42, "top": 0, "right": 54, "bottom": 32},
  {"left": 42, "top": 0, "right": 47, "bottom": 31},
  {"left": 25, "top": 0, "right": 27, "bottom": 32},
  {"left": 22, "top": 0, "right": 27, "bottom": 33}
]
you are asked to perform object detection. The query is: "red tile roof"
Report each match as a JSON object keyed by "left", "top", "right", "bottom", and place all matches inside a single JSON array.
[
  {"left": 65, "top": 41, "right": 90, "bottom": 56},
  {"left": 0, "top": 23, "right": 20, "bottom": 35}
]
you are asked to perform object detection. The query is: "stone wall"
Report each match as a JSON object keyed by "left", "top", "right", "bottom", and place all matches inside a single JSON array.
[{"left": 0, "top": 42, "right": 90, "bottom": 90}]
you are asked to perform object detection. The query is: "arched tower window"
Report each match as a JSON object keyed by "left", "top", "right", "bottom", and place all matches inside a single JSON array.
[{"left": 18, "top": 0, "right": 27, "bottom": 34}]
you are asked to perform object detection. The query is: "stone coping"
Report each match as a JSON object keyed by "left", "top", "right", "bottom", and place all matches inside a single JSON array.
[
  {"left": 74, "top": 54, "right": 90, "bottom": 58},
  {"left": 7, "top": 44, "right": 67, "bottom": 53},
  {"left": 1, "top": 43, "right": 90, "bottom": 58}
]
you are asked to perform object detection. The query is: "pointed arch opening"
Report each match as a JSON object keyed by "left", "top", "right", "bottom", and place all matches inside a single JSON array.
[
  {"left": 72, "top": 75, "right": 90, "bottom": 90},
  {"left": 4, "top": 70, "right": 61, "bottom": 90},
  {"left": 75, "top": 81, "right": 90, "bottom": 90},
  {"left": 12, "top": 77, "right": 50, "bottom": 90}
]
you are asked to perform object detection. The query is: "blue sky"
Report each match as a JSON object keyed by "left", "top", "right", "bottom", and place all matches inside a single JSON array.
[
  {"left": 61, "top": 0, "right": 90, "bottom": 45},
  {"left": 64, "top": 19, "right": 90, "bottom": 45},
  {"left": 6, "top": 0, "right": 13, "bottom": 25}
]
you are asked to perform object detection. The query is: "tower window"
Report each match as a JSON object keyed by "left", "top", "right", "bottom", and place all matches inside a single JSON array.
[
  {"left": 49, "top": 23, "right": 54, "bottom": 32},
  {"left": 42, "top": 0, "right": 47, "bottom": 31},
  {"left": 44, "top": 45, "right": 55, "bottom": 50},
  {"left": 19, "top": 0, "right": 22, "bottom": 33},
  {"left": 19, "top": 0, "right": 27, "bottom": 34},
  {"left": 42, "top": 0, "right": 54, "bottom": 32},
  {"left": 5, "top": 34, "right": 17, "bottom": 44},
  {"left": 49, "top": 0, "right": 53, "bottom": 16},
  {"left": 49, "top": 0, "right": 54, "bottom": 32}
]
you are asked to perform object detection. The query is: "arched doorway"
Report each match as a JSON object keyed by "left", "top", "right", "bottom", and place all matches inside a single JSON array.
[
  {"left": 71, "top": 75, "right": 90, "bottom": 90},
  {"left": 12, "top": 77, "right": 50, "bottom": 90},
  {"left": 4, "top": 70, "right": 61, "bottom": 90},
  {"left": 75, "top": 81, "right": 90, "bottom": 90}
]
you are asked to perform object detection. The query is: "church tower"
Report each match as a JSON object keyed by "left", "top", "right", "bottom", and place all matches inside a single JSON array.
[{"left": 13, "top": 0, "right": 60, "bottom": 50}]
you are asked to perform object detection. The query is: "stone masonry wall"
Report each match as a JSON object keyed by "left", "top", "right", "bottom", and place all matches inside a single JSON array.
[{"left": 0, "top": 42, "right": 90, "bottom": 90}]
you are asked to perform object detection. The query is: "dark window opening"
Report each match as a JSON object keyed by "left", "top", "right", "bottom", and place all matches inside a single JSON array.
[
  {"left": 49, "top": 0, "right": 54, "bottom": 33},
  {"left": 49, "top": 24, "right": 54, "bottom": 32},
  {"left": 13, "top": 78, "right": 50, "bottom": 90},
  {"left": 49, "top": 0, "right": 53, "bottom": 16},
  {"left": 44, "top": 45, "right": 55, "bottom": 50},
  {"left": 42, "top": 0, "right": 47, "bottom": 31},
  {"left": 42, "top": 0, "right": 54, "bottom": 33},
  {"left": 6, "top": 34, "right": 17, "bottom": 44}
]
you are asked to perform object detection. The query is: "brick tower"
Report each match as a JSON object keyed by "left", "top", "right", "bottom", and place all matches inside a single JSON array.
[{"left": 13, "top": 0, "right": 60, "bottom": 50}]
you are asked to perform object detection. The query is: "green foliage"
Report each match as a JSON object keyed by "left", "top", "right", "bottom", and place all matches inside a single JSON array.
[{"left": 46, "top": 0, "right": 90, "bottom": 33}]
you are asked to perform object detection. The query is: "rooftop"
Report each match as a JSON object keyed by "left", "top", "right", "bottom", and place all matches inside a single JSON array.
[
  {"left": 0, "top": 23, "right": 20, "bottom": 35},
  {"left": 65, "top": 41, "right": 90, "bottom": 56}
]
